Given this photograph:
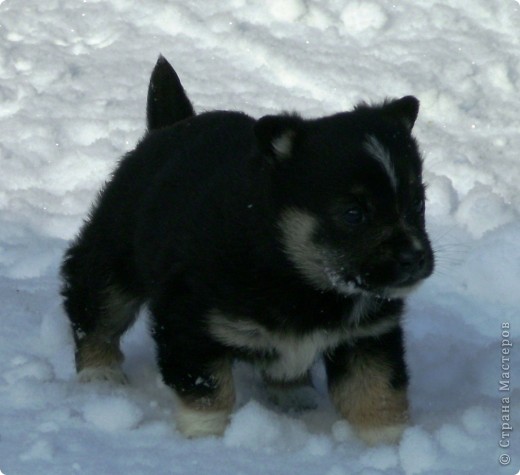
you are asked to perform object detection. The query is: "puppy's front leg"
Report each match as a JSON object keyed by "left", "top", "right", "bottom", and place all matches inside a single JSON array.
[
  {"left": 158, "top": 346, "right": 235, "bottom": 438},
  {"left": 172, "top": 357, "right": 235, "bottom": 438},
  {"left": 326, "top": 326, "right": 409, "bottom": 445},
  {"left": 151, "top": 299, "right": 235, "bottom": 438}
]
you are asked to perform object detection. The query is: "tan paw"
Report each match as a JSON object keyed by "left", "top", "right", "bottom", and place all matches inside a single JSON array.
[
  {"left": 175, "top": 405, "right": 230, "bottom": 438},
  {"left": 77, "top": 366, "right": 128, "bottom": 385}
]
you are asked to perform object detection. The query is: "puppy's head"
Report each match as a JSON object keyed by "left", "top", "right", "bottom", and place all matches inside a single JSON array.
[{"left": 255, "top": 96, "right": 434, "bottom": 299}]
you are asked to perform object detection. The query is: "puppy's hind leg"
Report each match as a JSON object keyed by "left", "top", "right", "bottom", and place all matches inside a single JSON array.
[
  {"left": 61, "top": 250, "right": 141, "bottom": 384},
  {"left": 76, "top": 285, "right": 141, "bottom": 384}
]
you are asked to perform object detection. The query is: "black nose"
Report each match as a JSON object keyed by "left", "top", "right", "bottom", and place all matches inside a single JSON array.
[{"left": 397, "top": 248, "right": 426, "bottom": 273}]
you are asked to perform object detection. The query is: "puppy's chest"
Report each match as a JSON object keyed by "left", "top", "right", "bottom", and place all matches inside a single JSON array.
[{"left": 208, "top": 300, "right": 399, "bottom": 381}]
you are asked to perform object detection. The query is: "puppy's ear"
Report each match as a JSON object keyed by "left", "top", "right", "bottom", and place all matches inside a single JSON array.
[
  {"left": 254, "top": 114, "right": 303, "bottom": 161},
  {"left": 147, "top": 55, "right": 195, "bottom": 131},
  {"left": 382, "top": 96, "right": 419, "bottom": 132}
]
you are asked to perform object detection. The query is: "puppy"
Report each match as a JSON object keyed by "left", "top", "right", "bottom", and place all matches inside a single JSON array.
[{"left": 61, "top": 56, "right": 434, "bottom": 444}]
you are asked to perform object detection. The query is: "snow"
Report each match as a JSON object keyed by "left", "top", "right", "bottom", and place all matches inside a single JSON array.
[
  {"left": 83, "top": 397, "right": 144, "bottom": 432},
  {"left": 340, "top": 3, "right": 389, "bottom": 34},
  {"left": 0, "top": 0, "right": 519, "bottom": 474},
  {"left": 399, "top": 428, "right": 438, "bottom": 475}
]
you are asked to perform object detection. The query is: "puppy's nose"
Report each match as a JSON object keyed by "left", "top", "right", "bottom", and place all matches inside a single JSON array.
[{"left": 397, "top": 248, "right": 426, "bottom": 272}]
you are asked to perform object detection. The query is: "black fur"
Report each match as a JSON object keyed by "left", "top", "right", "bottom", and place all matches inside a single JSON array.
[
  {"left": 61, "top": 56, "right": 434, "bottom": 440},
  {"left": 146, "top": 55, "right": 195, "bottom": 131}
]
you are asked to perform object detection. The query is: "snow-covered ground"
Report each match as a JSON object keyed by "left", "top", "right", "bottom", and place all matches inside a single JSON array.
[{"left": 1, "top": 1, "right": 519, "bottom": 474}]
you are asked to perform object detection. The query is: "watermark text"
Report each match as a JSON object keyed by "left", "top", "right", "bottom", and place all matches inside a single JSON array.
[{"left": 499, "top": 322, "right": 513, "bottom": 466}]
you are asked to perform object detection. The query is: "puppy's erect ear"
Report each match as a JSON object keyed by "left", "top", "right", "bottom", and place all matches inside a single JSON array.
[
  {"left": 254, "top": 114, "right": 303, "bottom": 161},
  {"left": 147, "top": 55, "right": 195, "bottom": 131},
  {"left": 381, "top": 96, "right": 420, "bottom": 132}
]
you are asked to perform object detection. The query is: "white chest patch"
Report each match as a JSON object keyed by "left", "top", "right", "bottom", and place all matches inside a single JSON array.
[
  {"left": 208, "top": 311, "right": 345, "bottom": 381},
  {"left": 208, "top": 309, "right": 400, "bottom": 382}
]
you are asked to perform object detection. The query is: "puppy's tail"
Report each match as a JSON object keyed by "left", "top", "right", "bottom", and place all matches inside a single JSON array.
[{"left": 146, "top": 55, "right": 195, "bottom": 131}]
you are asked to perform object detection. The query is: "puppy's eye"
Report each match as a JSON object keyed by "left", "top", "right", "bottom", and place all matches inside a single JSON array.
[{"left": 344, "top": 205, "right": 365, "bottom": 225}]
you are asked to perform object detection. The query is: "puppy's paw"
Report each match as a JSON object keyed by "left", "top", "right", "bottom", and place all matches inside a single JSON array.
[
  {"left": 266, "top": 385, "right": 318, "bottom": 412},
  {"left": 175, "top": 405, "right": 230, "bottom": 438},
  {"left": 356, "top": 423, "right": 407, "bottom": 446},
  {"left": 77, "top": 366, "right": 128, "bottom": 385}
]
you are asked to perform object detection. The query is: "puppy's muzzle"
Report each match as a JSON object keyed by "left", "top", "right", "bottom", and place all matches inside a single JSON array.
[{"left": 394, "top": 243, "right": 433, "bottom": 287}]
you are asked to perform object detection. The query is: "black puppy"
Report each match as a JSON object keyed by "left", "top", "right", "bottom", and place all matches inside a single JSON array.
[{"left": 61, "top": 56, "right": 434, "bottom": 444}]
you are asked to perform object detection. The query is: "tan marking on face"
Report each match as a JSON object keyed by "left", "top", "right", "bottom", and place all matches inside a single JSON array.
[
  {"left": 364, "top": 135, "right": 397, "bottom": 191},
  {"left": 272, "top": 130, "right": 296, "bottom": 157},
  {"left": 277, "top": 208, "right": 361, "bottom": 296}
]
